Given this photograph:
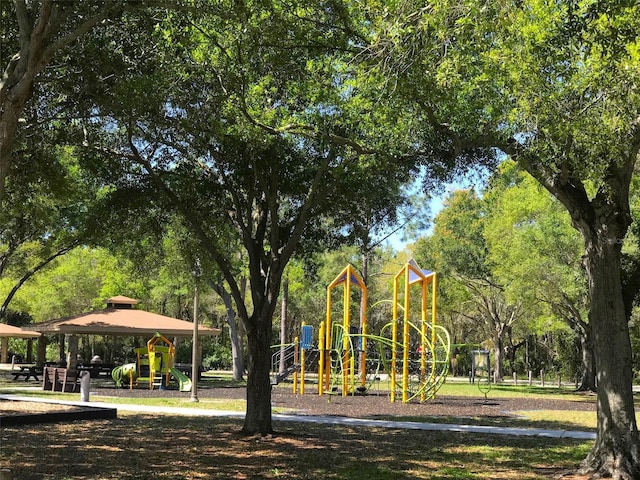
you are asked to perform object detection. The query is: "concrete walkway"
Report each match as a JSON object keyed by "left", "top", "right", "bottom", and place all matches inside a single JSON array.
[{"left": 0, "top": 393, "right": 596, "bottom": 440}]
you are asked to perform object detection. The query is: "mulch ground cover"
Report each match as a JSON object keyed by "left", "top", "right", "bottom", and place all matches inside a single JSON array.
[
  {"left": 91, "top": 383, "right": 597, "bottom": 420},
  {"left": 0, "top": 382, "right": 597, "bottom": 479}
]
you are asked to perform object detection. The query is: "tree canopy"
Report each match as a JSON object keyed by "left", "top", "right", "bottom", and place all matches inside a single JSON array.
[
  {"left": 70, "top": 0, "right": 432, "bottom": 434},
  {"left": 4, "top": 1, "right": 640, "bottom": 475},
  {"left": 374, "top": 0, "right": 640, "bottom": 475}
]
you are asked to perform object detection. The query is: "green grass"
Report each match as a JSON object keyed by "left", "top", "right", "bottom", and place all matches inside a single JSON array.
[
  {"left": 0, "top": 371, "right": 607, "bottom": 429},
  {"left": 514, "top": 409, "right": 597, "bottom": 430},
  {"left": 0, "top": 387, "right": 248, "bottom": 411},
  {"left": 98, "top": 395, "right": 247, "bottom": 410},
  {"left": 0, "top": 369, "right": 249, "bottom": 411},
  {"left": 435, "top": 380, "right": 594, "bottom": 401}
]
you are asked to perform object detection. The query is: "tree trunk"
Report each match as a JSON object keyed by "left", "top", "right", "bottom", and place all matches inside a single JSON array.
[
  {"left": 26, "top": 338, "right": 33, "bottom": 363},
  {"left": 221, "top": 295, "right": 245, "bottom": 382},
  {"left": 229, "top": 317, "right": 245, "bottom": 382},
  {"left": 492, "top": 333, "right": 504, "bottom": 382},
  {"left": 66, "top": 334, "right": 78, "bottom": 370},
  {"left": 1, "top": 338, "right": 8, "bottom": 363},
  {"left": 576, "top": 323, "right": 596, "bottom": 393},
  {"left": 279, "top": 278, "right": 288, "bottom": 374},
  {"left": 58, "top": 334, "right": 65, "bottom": 362},
  {"left": 242, "top": 313, "right": 273, "bottom": 435},
  {"left": 580, "top": 238, "right": 640, "bottom": 477},
  {"left": 36, "top": 336, "right": 47, "bottom": 366},
  {"left": 0, "top": 105, "right": 22, "bottom": 202},
  {"left": 210, "top": 279, "right": 244, "bottom": 382}
]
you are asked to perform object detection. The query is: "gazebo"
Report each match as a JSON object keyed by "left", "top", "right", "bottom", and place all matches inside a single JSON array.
[
  {"left": 22, "top": 296, "right": 220, "bottom": 369},
  {"left": 0, "top": 324, "right": 41, "bottom": 363}
]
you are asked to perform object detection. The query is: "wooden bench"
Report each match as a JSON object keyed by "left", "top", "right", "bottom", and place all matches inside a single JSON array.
[{"left": 42, "top": 367, "right": 80, "bottom": 392}]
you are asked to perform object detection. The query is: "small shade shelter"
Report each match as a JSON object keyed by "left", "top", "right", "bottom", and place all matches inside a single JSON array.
[
  {"left": 22, "top": 296, "right": 220, "bottom": 368},
  {"left": 0, "top": 324, "right": 41, "bottom": 338},
  {"left": 0, "top": 324, "right": 41, "bottom": 363}
]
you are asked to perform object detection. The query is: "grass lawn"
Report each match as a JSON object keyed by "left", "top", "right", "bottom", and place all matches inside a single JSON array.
[{"left": 0, "top": 372, "right": 602, "bottom": 478}]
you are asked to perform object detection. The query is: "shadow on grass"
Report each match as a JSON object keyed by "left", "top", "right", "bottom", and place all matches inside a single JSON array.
[{"left": 0, "top": 414, "right": 591, "bottom": 480}]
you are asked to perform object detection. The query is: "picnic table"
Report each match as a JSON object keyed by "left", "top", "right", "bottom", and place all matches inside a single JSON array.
[
  {"left": 77, "top": 363, "right": 115, "bottom": 378},
  {"left": 12, "top": 365, "right": 42, "bottom": 382}
]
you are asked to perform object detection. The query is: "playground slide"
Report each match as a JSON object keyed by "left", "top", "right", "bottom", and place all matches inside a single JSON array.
[
  {"left": 169, "top": 367, "right": 192, "bottom": 392},
  {"left": 111, "top": 363, "right": 137, "bottom": 388}
]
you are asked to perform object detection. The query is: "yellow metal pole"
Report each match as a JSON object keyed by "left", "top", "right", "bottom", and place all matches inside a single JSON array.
[
  {"left": 325, "top": 287, "right": 332, "bottom": 393},
  {"left": 318, "top": 321, "right": 325, "bottom": 396},
  {"left": 432, "top": 274, "right": 438, "bottom": 345},
  {"left": 350, "top": 350, "right": 355, "bottom": 394},
  {"left": 147, "top": 338, "right": 154, "bottom": 390},
  {"left": 402, "top": 265, "right": 410, "bottom": 403},
  {"left": 391, "top": 273, "right": 399, "bottom": 402},
  {"left": 360, "top": 284, "right": 368, "bottom": 389},
  {"left": 421, "top": 276, "right": 428, "bottom": 402},
  {"left": 431, "top": 273, "right": 438, "bottom": 385},
  {"left": 343, "top": 270, "right": 351, "bottom": 397},
  {"left": 293, "top": 337, "right": 299, "bottom": 394},
  {"left": 301, "top": 323, "right": 306, "bottom": 395}
]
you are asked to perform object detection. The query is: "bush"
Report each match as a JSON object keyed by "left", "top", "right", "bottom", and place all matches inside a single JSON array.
[{"left": 203, "top": 344, "right": 233, "bottom": 370}]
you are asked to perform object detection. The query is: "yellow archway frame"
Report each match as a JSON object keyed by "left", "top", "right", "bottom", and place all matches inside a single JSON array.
[
  {"left": 145, "top": 333, "right": 176, "bottom": 390},
  {"left": 391, "top": 259, "right": 438, "bottom": 403},
  {"left": 319, "top": 264, "right": 367, "bottom": 397}
]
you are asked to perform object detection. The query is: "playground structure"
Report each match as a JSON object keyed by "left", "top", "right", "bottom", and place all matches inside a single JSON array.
[
  {"left": 111, "top": 333, "right": 192, "bottom": 392},
  {"left": 273, "top": 260, "right": 451, "bottom": 403}
]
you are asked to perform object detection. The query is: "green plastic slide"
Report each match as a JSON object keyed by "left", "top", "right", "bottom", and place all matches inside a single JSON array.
[
  {"left": 169, "top": 367, "right": 192, "bottom": 392},
  {"left": 112, "top": 363, "right": 137, "bottom": 388}
]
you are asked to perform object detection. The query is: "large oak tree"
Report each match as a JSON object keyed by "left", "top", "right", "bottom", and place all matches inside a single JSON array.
[
  {"left": 79, "top": 0, "right": 425, "bottom": 435},
  {"left": 373, "top": 0, "right": 640, "bottom": 476}
]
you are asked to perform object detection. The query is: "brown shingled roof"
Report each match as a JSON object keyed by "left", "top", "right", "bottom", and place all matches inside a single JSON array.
[
  {"left": 23, "top": 299, "right": 220, "bottom": 337},
  {"left": 106, "top": 296, "right": 139, "bottom": 305},
  {"left": 0, "top": 323, "right": 41, "bottom": 338}
]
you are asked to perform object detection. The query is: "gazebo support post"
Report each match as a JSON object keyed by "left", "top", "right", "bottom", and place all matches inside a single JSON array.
[
  {"left": 58, "top": 334, "right": 65, "bottom": 363},
  {"left": 190, "top": 285, "right": 199, "bottom": 402},
  {"left": 67, "top": 334, "right": 79, "bottom": 370},
  {"left": 26, "top": 338, "right": 33, "bottom": 363},
  {"left": 36, "top": 336, "right": 47, "bottom": 366},
  {"left": 1, "top": 338, "right": 7, "bottom": 363}
]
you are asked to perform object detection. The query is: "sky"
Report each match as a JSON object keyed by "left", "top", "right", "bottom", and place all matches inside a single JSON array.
[{"left": 383, "top": 171, "right": 489, "bottom": 253}]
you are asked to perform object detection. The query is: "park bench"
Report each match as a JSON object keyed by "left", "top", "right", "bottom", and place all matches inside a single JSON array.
[{"left": 42, "top": 367, "right": 80, "bottom": 393}]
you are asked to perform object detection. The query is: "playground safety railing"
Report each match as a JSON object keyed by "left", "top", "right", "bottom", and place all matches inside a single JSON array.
[
  {"left": 270, "top": 343, "right": 301, "bottom": 386},
  {"left": 271, "top": 343, "right": 297, "bottom": 373}
]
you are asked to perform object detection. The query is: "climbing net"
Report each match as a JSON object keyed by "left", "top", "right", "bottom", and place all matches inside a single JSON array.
[{"left": 323, "top": 317, "right": 450, "bottom": 402}]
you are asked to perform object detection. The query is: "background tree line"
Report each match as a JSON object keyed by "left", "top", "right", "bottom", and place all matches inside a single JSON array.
[{"left": 2, "top": 0, "right": 639, "bottom": 476}]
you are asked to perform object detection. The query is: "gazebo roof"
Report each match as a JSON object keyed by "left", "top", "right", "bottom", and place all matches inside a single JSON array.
[
  {"left": 0, "top": 323, "right": 41, "bottom": 338},
  {"left": 105, "top": 295, "right": 139, "bottom": 306},
  {"left": 22, "top": 297, "right": 220, "bottom": 337}
]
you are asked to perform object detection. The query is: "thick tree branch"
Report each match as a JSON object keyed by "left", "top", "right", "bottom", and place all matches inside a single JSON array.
[
  {"left": 237, "top": 100, "right": 375, "bottom": 155},
  {"left": 124, "top": 133, "right": 250, "bottom": 324},
  {"left": 0, "top": 240, "right": 79, "bottom": 318}
]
